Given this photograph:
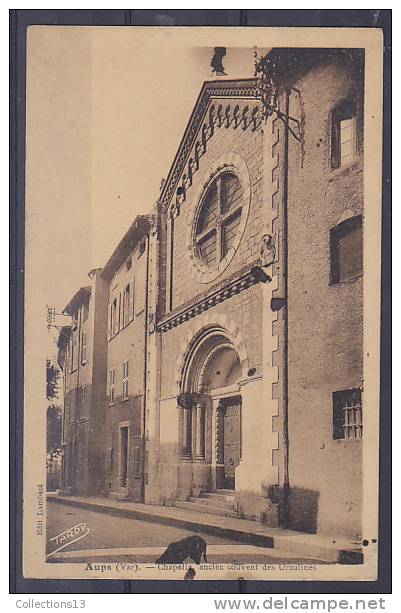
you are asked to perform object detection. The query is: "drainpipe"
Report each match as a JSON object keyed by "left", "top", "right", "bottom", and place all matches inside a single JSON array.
[
  {"left": 141, "top": 228, "right": 151, "bottom": 502},
  {"left": 281, "top": 89, "right": 290, "bottom": 525},
  {"left": 71, "top": 305, "right": 82, "bottom": 495}
]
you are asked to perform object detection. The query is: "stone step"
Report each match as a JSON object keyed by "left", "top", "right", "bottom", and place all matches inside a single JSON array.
[
  {"left": 201, "top": 492, "right": 235, "bottom": 504},
  {"left": 189, "top": 496, "right": 235, "bottom": 509},
  {"left": 109, "top": 490, "right": 132, "bottom": 501},
  {"left": 175, "top": 500, "right": 238, "bottom": 518}
]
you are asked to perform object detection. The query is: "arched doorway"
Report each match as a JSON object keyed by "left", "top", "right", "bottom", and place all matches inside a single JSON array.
[
  {"left": 177, "top": 327, "right": 244, "bottom": 494},
  {"left": 202, "top": 345, "right": 242, "bottom": 490}
]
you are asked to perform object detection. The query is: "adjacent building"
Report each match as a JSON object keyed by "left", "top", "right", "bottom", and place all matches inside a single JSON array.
[
  {"left": 56, "top": 48, "right": 365, "bottom": 539},
  {"left": 101, "top": 215, "right": 153, "bottom": 502},
  {"left": 57, "top": 268, "right": 109, "bottom": 496}
]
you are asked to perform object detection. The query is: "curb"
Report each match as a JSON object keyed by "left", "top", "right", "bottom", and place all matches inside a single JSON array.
[{"left": 47, "top": 495, "right": 363, "bottom": 564}]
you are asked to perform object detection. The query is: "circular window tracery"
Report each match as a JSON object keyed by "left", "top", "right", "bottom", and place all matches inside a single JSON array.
[
  {"left": 195, "top": 172, "right": 244, "bottom": 268},
  {"left": 186, "top": 153, "right": 251, "bottom": 285}
]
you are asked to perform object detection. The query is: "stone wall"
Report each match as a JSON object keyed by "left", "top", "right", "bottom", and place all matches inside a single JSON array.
[
  {"left": 285, "top": 56, "right": 364, "bottom": 538},
  {"left": 104, "top": 238, "right": 149, "bottom": 501},
  {"left": 168, "top": 98, "right": 266, "bottom": 309}
]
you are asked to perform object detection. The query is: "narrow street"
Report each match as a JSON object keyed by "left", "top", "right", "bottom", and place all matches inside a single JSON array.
[{"left": 47, "top": 501, "right": 327, "bottom": 565}]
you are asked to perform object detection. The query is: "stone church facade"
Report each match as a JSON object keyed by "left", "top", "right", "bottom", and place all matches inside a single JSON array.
[
  {"left": 58, "top": 48, "right": 364, "bottom": 540},
  {"left": 147, "top": 80, "right": 279, "bottom": 526}
]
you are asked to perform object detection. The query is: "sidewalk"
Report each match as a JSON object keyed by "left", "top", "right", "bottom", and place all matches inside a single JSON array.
[{"left": 47, "top": 493, "right": 363, "bottom": 564}]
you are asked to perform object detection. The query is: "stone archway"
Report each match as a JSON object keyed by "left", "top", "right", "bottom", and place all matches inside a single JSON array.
[
  {"left": 177, "top": 326, "right": 245, "bottom": 495},
  {"left": 201, "top": 345, "right": 242, "bottom": 490}
]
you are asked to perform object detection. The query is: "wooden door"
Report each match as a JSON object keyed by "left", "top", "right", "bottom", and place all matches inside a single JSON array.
[{"left": 222, "top": 397, "right": 241, "bottom": 489}]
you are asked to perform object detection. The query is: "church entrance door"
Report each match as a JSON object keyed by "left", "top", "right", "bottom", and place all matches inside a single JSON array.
[{"left": 220, "top": 396, "right": 241, "bottom": 490}]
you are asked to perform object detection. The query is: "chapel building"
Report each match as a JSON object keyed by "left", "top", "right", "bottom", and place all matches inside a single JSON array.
[{"left": 145, "top": 48, "right": 364, "bottom": 538}]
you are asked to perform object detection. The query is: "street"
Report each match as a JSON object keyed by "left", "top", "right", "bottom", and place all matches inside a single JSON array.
[{"left": 47, "top": 501, "right": 327, "bottom": 565}]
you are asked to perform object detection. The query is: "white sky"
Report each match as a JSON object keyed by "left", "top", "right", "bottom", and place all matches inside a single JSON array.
[{"left": 26, "top": 27, "right": 266, "bottom": 357}]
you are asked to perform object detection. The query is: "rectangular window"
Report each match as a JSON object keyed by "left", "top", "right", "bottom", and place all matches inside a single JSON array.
[
  {"left": 123, "top": 284, "right": 130, "bottom": 327},
  {"left": 339, "top": 118, "right": 356, "bottom": 166},
  {"left": 111, "top": 298, "right": 118, "bottom": 336},
  {"left": 331, "top": 98, "right": 356, "bottom": 169},
  {"left": 77, "top": 385, "right": 85, "bottom": 419},
  {"left": 82, "top": 300, "right": 89, "bottom": 322},
  {"left": 109, "top": 368, "right": 115, "bottom": 405},
  {"left": 107, "top": 302, "right": 113, "bottom": 340},
  {"left": 330, "top": 215, "right": 362, "bottom": 284},
  {"left": 81, "top": 331, "right": 88, "bottom": 364},
  {"left": 139, "top": 237, "right": 146, "bottom": 257},
  {"left": 122, "top": 360, "right": 129, "bottom": 400},
  {"left": 333, "top": 388, "right": 362, "bottom": 440},
  {"left": 71, "top": 337, "right": 78, "bottom": 372}
]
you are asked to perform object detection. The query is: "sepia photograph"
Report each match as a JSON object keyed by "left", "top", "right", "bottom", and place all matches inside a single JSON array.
[{"left": 21, "top": 24, "right": 384, "bottom": 583}]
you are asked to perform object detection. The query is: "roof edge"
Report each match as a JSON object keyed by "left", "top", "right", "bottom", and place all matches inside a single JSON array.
[
  {"left": 101, "top": 214, "right": 152, "bottom": 281},
  {"left": 63, "top": 287, "right": 91, "bottom": 315},
  {"left": 159, "top": 78, "right": 260, "bottom": 213}
]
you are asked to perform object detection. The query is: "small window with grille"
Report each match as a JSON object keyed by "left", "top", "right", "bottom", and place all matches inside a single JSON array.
[
  {"left": 122, "top": 360, "right": 129, "bottom": 400},
  {"left": 333, "top": 388, "right": 362, "bottom": 440},
  {"left": 195, "top": 171, "right": 243, "bottom": 267}
]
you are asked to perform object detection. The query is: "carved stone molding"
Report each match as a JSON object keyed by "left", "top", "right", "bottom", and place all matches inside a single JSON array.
[
  {"left": 186, "top": 152, "right": 252, "bottom": 285},
  {"left": 170, "top": 101, "right": 262, "bottom": 218},
  {"left": 159, "top": 80, "right": 262, "bottom": 214},
  {"left": 156, "top": 263, "right": 270, "bottom": 333}
]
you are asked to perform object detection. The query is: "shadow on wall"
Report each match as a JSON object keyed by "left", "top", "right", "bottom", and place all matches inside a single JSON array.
[{"left": 288, "top": 487, "right": 320, "bottom": 534}]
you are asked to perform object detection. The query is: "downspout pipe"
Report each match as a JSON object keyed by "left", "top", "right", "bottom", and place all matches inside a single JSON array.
[
  {"left": 281, "top": 88, "right": 290, "bottom": 526},
  {"left": 141, "top": 229, "right": 151, "bottom": 502}
]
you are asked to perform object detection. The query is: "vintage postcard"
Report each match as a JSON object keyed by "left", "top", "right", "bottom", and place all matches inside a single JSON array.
[{"left": 23, "top": 25, "right": 383, "bottom": 582}]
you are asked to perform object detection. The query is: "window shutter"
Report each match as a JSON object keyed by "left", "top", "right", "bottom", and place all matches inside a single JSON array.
[
  {"left": 113, "top": 299, "right": 118, "bottom": 336},
  {"left": 81, "top": 331, "right": 88, "bottom": 364},
  {"left": 107, "top": 304, "right": 112, "bottom": 340},
  {"left": 118, "top": 292, "right": 122, "bottom": 332},
  {"left": 113, "top": 301, "right": 117, "bottom": 336},
  {"left": 129, "top": 279, "right": 135, "bottom": 321},
  {"left": 135, "top": 258, "right": 146, "bottom": 316}
]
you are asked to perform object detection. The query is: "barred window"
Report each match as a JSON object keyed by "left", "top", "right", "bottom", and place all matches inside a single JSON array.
[
  {"left": 195, "top": 172, "right": 243, "bottom": 267},
  {"left": 333, "top": 388, "right": 362, "bottom": 440}
]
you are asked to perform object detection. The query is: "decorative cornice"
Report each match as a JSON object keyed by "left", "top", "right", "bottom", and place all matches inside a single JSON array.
[
  {"left": 156, "top": 262, "right": 270, "bottom": 333},
  {"left": 160, "top": 79, "right": 261, "bottom": 214}
]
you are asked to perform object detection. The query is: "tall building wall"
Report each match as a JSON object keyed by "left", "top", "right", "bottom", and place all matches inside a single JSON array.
[
  {"left": 284, "top": 53, "right": 364, "bottom": 537},
  {"left": 104, "top": 234, "right": 149, "bottom": 502}
]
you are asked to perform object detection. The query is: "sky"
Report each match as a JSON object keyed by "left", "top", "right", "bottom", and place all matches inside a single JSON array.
[{"left": 25, "top": 26, "right": 269, "bottom": 357}]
